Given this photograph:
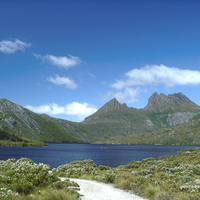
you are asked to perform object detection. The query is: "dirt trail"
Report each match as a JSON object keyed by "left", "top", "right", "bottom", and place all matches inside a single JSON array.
[{"left": 68, "top": 178, "right": 148, "bottom": 200}]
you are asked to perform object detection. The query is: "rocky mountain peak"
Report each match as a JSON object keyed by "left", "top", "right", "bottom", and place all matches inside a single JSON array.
[
  {"left": 84, "top": 98, "right": 128, "bottom": 121},
  {"left": 144, "top": 92, "right": 197, "bottom": 112},
  {"left": 99, "top": 98, "right": 128, "bottom": 112}
]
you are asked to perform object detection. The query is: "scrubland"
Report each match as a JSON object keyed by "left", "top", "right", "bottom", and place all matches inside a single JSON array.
[{"left": 1, "top": 148, "right": 200, "bottom": 199}]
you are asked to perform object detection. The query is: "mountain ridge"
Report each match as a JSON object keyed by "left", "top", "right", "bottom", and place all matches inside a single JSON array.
[
  {"left": 0, "top": 92, "right": 200, "bottom": 144},
  {"left": 84, "top": 92, "right": 199, "bottom": 122},
  {"left": 144, "top": 92, "right": 198, "bottom": 112}
]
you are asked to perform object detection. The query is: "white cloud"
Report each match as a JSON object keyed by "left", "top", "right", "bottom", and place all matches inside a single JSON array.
[
  {"left": 48, "top": 75, "right": 77, "bottom": 89},
  {"left": 34, "top": 53, "right": 81, "bottom": 69},
  {"left": 0, "top": 39, "right": 31, "bottom": 54},
  {"left": 103, "top": 87, "right": 140, "bottom": 103},
  {"left": 111, "top": 65, "right": 200, "bottom": 89},
  {"left": 26, "top": 102, "right": 98, "bottom": 121}
]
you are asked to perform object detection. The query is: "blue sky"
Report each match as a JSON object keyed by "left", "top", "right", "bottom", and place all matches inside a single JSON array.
[{"left": 1, "top": 0, "right": 200, "bottom": 122}]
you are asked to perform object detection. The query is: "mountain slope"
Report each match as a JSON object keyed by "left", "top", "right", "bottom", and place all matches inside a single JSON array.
[
  {"left": 0, "top": 99, "right": 83, "bottom": 143},
  {"left": 95, "top": 114, "right": 200, "bottom": 145},
  {"left": 82, "top": 93, "right": 200, "bottom": 142},
  {"left": 0, "top": 92, "right": 200, "bottom": 143}
]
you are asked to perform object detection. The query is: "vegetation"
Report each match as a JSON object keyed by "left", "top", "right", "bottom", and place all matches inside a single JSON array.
[
  {"left": 95, "top": 117, "right": 200, "bottom": 145},
  {"left": 52, "top": 148, "right": 200, "bottom": 200},
  {"left": 34, "top": 119, "right": 83, "bottom": 143},
  {"left": 0, "top": 140, "right": 47, "bottom": 147},
  {"left": 0, "top": 158, "right": 79, "bottom": 199},
  {"left": 1, "top": 148, "right": 200, "bottom": 199},
  {"left": 0, "top": 131, "right": 47, "bottom": 147}
]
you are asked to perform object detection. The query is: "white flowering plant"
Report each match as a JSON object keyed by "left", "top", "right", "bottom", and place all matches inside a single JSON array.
[{"left": 0, "top": 158, "right": 58, "bottom": 195}]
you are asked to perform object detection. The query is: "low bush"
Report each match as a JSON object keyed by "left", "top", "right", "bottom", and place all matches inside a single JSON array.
[
  {"left": 52, "top": 159, "right": 97, "bottom": 178},
  {"left": 0, "top": 158, "right": 79, "bottom": 199},
  {"left": 102, "top": 170, "right": 117, "bottom": 183},
  {"left": 98, "top": 165, "right": 110, "bottom": 170}
]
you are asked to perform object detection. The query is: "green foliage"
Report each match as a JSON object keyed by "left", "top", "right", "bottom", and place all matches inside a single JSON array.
[
  {"left": 53, "top": 159, "right": 97, "bottom": 178},
  {"left": 125, "top": 160, "right": 141, "bottom": 169},
  {"left": 35, "top": 120, "right": 82, "bottom": 143},
  {"left": 0, "top": 140, "right": 47, "bottom": 147},
  {"left": 98, "top": 165, "right": 111, "bottom": 170},
  {"left": 12, "top": 180, "right": 34, "bottom": 195},
  {"left": 102, "top": 170, "right": 116, "bottom": 183},
  {"left": 0, "top": 158, "right": 79, "bottom": 199},
  {"left": 0, "top": 158, "right": 53, "bottom": 194}
]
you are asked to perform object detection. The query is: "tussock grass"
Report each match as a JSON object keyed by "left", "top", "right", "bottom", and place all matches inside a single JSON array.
[
  {"left": 144, "top": 185, "right": 161, "bottom": 198},
  {"left": 114, "top": 177, "right": 132, "bottom": 190}
]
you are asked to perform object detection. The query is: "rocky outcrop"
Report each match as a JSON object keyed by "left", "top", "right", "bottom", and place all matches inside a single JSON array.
[
  {"left": 84, "top": 98, "right": 128, "bottom": 121},
  {"left": 0, "top": 99, "right": 42, "bottom": 135},
  {"left": 167, "top": 112, "right": 196, "bottom": 126},
  {"left": 144, "top": 92, "right": 198, "bottom": 112},
  {"left": 4, "top": 117, "right": 17, "bottom": 127},
  {"left": 98, "top": 98, "right": 128, "bottom": 113},
  {"left": 144, "top": 119, "right": 154, "bottom": 127}
]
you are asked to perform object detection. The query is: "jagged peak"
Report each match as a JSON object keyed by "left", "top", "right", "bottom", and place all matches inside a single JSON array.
[
  {"left": 105, "top": 98, "right": 120, "bottom": 107},
  {"left": 101, "top": 98, "right": 128, "bottom": 111},
  {"left": 144, "top": 92, "right": 197, "bottom": 112},
  {"left": 84, "top": 98, "right": 128, "bottom": 121}
]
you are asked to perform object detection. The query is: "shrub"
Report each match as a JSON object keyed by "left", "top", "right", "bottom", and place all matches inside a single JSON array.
[
  {"left": 53, "top": 181, "right": 66, "bottom": 189},
  {"left": 0, "top": 158, "right": 55, "bottom": 194},
  {"left": 98, "top": 165, "right": 110, "bottom": 170},
  {"left": 12, "top": 180, "right": 34, "bottom": 195},
  {"left": 53, "top": 159, "right": 97, "bottom": 178},
  {"left": 125, "top": 160, "right": 141, "bottom": 169},
  {"left": 103, "top": 170, "right": 116, "bottom": 183}
]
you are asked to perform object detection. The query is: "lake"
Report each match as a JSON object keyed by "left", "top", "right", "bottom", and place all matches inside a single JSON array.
[{"left": 0, "top": 143, "right": 199, "bottom": 169}]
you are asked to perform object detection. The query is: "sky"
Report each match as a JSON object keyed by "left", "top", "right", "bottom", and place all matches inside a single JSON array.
[{"left": 1, "top": 0, "right": 200, "bottom": 122}]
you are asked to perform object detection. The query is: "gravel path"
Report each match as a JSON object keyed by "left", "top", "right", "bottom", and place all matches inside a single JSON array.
[{"left": 68, "top": 178, "right": 148, "bottom": 200}]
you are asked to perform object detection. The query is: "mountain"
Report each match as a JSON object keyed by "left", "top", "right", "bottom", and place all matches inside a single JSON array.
[
  {"left": 82, "top": 92, "right": 200, "bottom": 142},
  {"left": 0, "top": 92, "right": 200, "bottom": 144},
  {"left": 84, "top": 98, "right": 128, "bottom": 121},
  {"left": 144, "top": 92, "right": 198, "bottom": 112},
  {"left": 0, "top": 98, "right": 83, "bottom": 143},
  {"left": 95, "top": 115, "right": 200, "bottom": 145}
]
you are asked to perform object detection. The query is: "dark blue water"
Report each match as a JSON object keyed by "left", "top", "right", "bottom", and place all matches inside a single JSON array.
[{"left": 0, "top": 144, "right": 199, "bottom": 169}]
